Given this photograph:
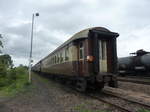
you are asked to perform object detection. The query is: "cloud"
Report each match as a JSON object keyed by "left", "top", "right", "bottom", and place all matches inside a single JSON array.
[
  {"left": 117, "top": 25, "right": 150, "bottom": 57},
  {"left": 0, "top": 0, "right": 150, "bottom": 66}
]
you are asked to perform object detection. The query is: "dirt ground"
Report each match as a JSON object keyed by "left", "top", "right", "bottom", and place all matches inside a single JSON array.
[
  {"left": 0, "top": 73, "right": 122, "bottom": 112},
  {"left": 0, "top": 74, "right": 63, "bottom": 112}
]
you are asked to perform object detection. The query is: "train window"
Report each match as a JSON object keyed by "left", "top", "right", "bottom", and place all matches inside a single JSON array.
[
  {"left": 51, "top": 57, "right": 53, "bottom": 64},
  {"left": 55, "top": 56, "right": 56, "bottom": 64},
  {"left": 59, "top": 54, "right": 61, "bottom": 63},
  {"left": 56, "top": 55, "right": 58, "bottom": 63},
  {"left": 52, "top": 57, "right": 53, "bottom": 64},
  {"left": 57, "top": 54, "right": 59, "bottom": 63},
  {"left": 65, "top": 47, "right": 69, "bottom": 61},
  {"left": 79, "top": 43, "right": 84, "bottom": 59},
  {"left": 63, "top": 50, "right": 65, "bottom": 62},
  {"left": 56, "top": 55, "right": 57, "bottom": 64},
  {"left": 50, "top": 58, "right": 51, "bottom": 65},
  {"left": 53, "top": 57, "right": 54, "bottom": 64},
  {"left": 58, "top": 54, "right": 60, "bottom": 63},
  {"left": 55, "top": 55, "right": 57, "bottom": 64},
  {"left": 60, "top": 53, "right": 63, "bottom": 63},
  {"left": 58, "top": 55, "right": 60, "bottom": 63}
]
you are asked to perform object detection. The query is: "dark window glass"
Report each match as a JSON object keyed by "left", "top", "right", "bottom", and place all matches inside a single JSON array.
[
  {"left": 65, "top": 48, "right": 69, "bottom": 61},
  {"left": 79, "top": 43, "right": 84, "bottom": 59},
  {"left": 55, "top": 56, "right": 56, "bottom": 64},
  {"left": 57, "top": 54, "right": 59, "bottom": 63},
  {"left": 60, "top": 53, "right": 63, "bottom": 63}
]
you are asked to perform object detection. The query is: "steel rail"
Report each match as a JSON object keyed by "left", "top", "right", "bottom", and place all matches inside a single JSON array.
[
  {"left": 37, "top": 74, "right": 150, "bottom": 111},
  {"left": 87, "top": 93, "right": 133, "bottom": 112},
  {"left": 102, "top": 90, "right": 150, "bottom": 109},
  {"left": 118, "top": 77, "right": 150, "bottom": 85}
]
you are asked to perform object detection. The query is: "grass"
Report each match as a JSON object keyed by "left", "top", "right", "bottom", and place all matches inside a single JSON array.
[
  {"left": 74, "top": 102, "right": 150, "bottom": 112},
  {"left": 138, "top": 109, "right": 150, "bottom": 112},
  {"left": 74, "top": 104, "right": 150, "bottom": 112},
  {"left": 0, "top": 66, "right": 32, "bottom": 97},
  {"left": 74, "top": 103, "right": 110, "bottom": 112}
]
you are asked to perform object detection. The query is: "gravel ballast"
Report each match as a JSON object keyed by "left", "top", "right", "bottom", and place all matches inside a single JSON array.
[{"left": 0, "top": 73, "right": 123, "bottom": 112}]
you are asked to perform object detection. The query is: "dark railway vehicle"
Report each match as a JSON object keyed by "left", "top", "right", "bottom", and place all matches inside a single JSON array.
[
  {"left": 118, "top": 49, "right": 150, "bottom": 75},
  {"left": 32, "top": 27, "right": 119, "bottom": 91}
]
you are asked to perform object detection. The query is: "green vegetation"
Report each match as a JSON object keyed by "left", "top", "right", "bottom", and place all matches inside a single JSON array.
[
  {"left": 74, "top": 104, "right": 110, "bottom": 112},
  {"left": 0, "top": 54, "right": 14, "bottom": 87},
  {"left": 0, "top": 34, "right": 3, "bottom": 53},
  {"left": 0, "top": 36, "right": 31, "bottom": 96},
  {"left": 0, "top": 65, "right": 30, "bottom": 96},
  {"left": 138, "top": 109, "right": 150, "bottom": 112},
  {"left": 74, "top": 105, "right": 150, "bottom": 112}
]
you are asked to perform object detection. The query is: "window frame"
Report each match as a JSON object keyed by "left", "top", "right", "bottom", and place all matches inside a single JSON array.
[{"left": 79, "top": 42, "right": 84, "bottom": 60}]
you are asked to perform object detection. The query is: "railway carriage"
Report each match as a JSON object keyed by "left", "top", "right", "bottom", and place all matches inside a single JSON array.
[
  {"left": 118, "top": 49, "right": 150, "bottom": 76},
  {"left": 33, "top": 27, "right": 119, "bottom": 91}
]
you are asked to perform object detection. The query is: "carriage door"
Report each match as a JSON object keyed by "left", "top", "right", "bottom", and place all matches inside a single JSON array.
[{"left": 99, "top": 40, "right": 107, "bottom": 72}]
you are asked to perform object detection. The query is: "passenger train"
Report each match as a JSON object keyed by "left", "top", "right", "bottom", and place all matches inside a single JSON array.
[{"left": 32, "top": 27, "right": 119, "bottom": 91}]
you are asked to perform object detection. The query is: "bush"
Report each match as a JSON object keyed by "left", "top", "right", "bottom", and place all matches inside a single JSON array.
[
  {"left": 0, "top": 66, "right": 29, "bottom": 96},
  {"left": 138, "top": 109, "right": 150, "bottom": 112},
  {"left": 0, "top": 64, "right": 7, "bottom": 78},
  {"left": 7, "top": 68, "right": 17, "bottom": 81},
  {"left": 0, "top": 77, "right": 9, "bottom": 87},
  {"left": 0, "top": 65, "right": 8, "bottom": 87}
]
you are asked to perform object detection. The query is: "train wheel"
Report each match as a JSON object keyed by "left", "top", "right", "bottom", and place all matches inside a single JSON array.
[
  {"left": 94, "top": 82, "right": 104, "bottom": 91},
  {"left": 60, "top": 79, "right": 66, "bottom": 84},
  {"left": 76, "top": 78, "right": 87, "bottom": 92},
  {"left": 108, "top": 80, "right": 118, "bottom": 88}
]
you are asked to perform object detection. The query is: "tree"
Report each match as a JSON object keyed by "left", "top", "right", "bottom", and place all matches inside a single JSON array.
[
  {"left": 0, "top": 54, "right": 13, "bottom": 78},
  {"left": 0, "top": 54, "right": 14, "bottom": 87},
  {"left": 0, "top": 54, "right": 13, "bottom": 69},
  {"left": 0, "top": 34, "right": 3, "bottom": 53}
]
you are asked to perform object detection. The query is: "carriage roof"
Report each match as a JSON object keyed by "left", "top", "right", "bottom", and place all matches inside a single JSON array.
[
  {"left": 37, "top": 27, "right": 119, "bottom": 62},
  {"left": 56, "top": 27, "right": 118, "bottom": 50}
]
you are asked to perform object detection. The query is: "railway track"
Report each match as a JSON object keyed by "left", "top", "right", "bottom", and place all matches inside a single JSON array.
[
  {"left": 118, "top": 76, "right": 150, "bottom": 85},
  {"left": 88, "top": 87, "right": 150, "bottom": 112},
  {"left": 103, "top": 87, "right": 150, "bottom": 110},
  {"left": 39, "top": 74, "right": 150, "bottom": 112},
  {"left": 88, "top": 93, "right": 137, "bottom": 112},
  {"left": 66, "top": 85, "right": 150, "bottom": 112},
  {"left": 122, "top": 76, "right": 150, "bottom": 79}
]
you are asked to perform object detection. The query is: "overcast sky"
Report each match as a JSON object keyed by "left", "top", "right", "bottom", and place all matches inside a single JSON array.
[{"left": 0, "top": 0, "right": 150, "bottom": 66}]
